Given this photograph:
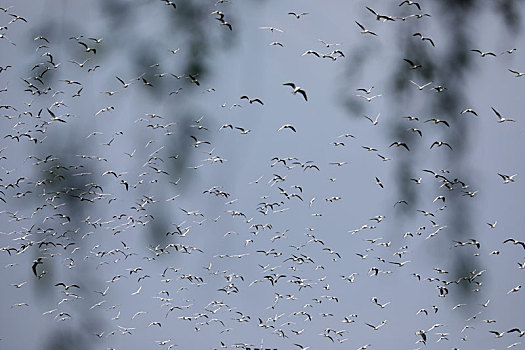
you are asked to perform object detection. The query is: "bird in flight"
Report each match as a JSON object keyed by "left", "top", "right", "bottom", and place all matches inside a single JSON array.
[
  {"left": 283, "top": 82, "right": 308, "bottom": 101},
  {"left": 508, "top": 69, "right": 525, "bottom": 77},
  {"left": 410, "top": 80, "right": 433, "bottom": 90},
  {"left": 390, "top": 141, "right": 410, "bottom": 151},
  {"left": 78, "top": 41, "right": 97, "bottom": 54},
  {"left": 363, "top": 113, "right": 381, "bottom": 125},
  {"left": 498, "top": 173, "right": 517, "bottom": 184},
  {"left": 471, "top": 49, "right": 496, "bottom": 57},
  {"left": 240, "top": 96, "right": 264, "bottom": 105},
  {"left": 355, "top": 21, "right": 377, "bottom": 36},
  {"left": 491, "top": 107, "right": 516, "bottom": 123},
  {"left": 399, "top": 0, "right": 421, "bottom": 10},
  {"left": 259, "top": 26, "right": 283, "bottom": 32},
  {"left": 366, "top": 320, "right": 387, "bottom": 330},
  {"left": 288, "top": 12, "right": 308, "bottom": 19},
  {"left": 278, "top": 124, "right": 297, "bottom": 132},
  {"left": 430, "top": 141, "right": 453, "bottom": 150},
  {"left": 413, "top": 32, "right": 435, "bottom": 47},
  {"left": 403, "top": 58, "right": 422, "bottom": 69}
]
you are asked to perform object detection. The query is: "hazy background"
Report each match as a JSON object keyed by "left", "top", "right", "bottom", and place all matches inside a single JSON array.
[{"left": 0, "top": 0, "right": 524, "bottom": 349}]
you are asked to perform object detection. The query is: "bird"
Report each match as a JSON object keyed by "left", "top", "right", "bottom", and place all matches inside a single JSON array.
[
  {"left": 425, "top": 118, "right": 450, "bottom": 127},
  {"left": 32, "top": 257, "right": 44, "bottom": 276},
  {"left": 371, "top": 297, "right": 390, "bottom": 308},
  {"left": 460, "top": 108, "right": 478, "bottom": 116},
  {"left": 190, "top": 135, "right": 211, "bottom": 147},
  {"left": 355, "top": 21, "right": 377, "bottom": 36},
  {"left": 288, "top": 12, "right": 309, "bottom": 19},
  {"left": 487, "top": 221, "right": 497, "bottom": 228},
  {"left": 413, "top": 32, "right": 435, "bottom": 46},
  {"left": 356, "top": 94, "right": 382, "bottom": 102},
  {"left": 217, "top": 18, "right": 232, "bottom": 30},
  {"left": 8, "top": 13, "right": 28, "bottom": 23},
  {"left": 489, "top": 330, "right": 505, "bottom": 338},
  {"left": 88, "top": 37, "right": 103, "bottom": 43},
  {"left": 318, "top": 39, "right": 341, "bottom": 48},
  {"left": 491, "top": 107, "right": 516, "bottom": 123},
  {"left": 366, "top": 7, "right": 395, "bottom": 22},
  {"left": 11, "top": 282, "right": 27, "bottom": 288},
  {"left": 55, "top": 282, "right": 80, "bottom": 290},
  {"left": 430, "top": 141, "right": 453, "bottom": 150},
  {"left": 507, "top": 285, "right": 521, "bottom": 294},
  {"left": 503, "top": 238, "right": 525, "bottom": 249},
  {"left": 161, "top": 0, "right": 177, "bottom": 8},
  {"left": 408, "top": 128, "right": 423, "bottom": 137},
  {"left": 389, "top": 141, "right": 410, "bottom": 151},
  {"left": 366, "top": 320, "right": 387, "bottom": 330},
  {"left": 302, "top": 50, "right": 321, "bottom": 57},
  {"left": 259, "top": 26, "right": 284, "bottom": 32},
  {"left": 410, "top": 80, "right": 433, "bottom": 90},
  {"left": 498, "top": 173, "right": 517, "bottom": 184},
  {"left": 115, "top": 76, "right": 133, "bottom": 88},
  {"left": 471, "top": 49, "right": 497, "bottom": 57},
  {"left": 415, "top": 330, "right": 427, "bottom": 343},
  {"left": 356, "top": 86, "right": 374, "bottom": 94},
  {"left": 240, "top": 96, "right": 264, "bottom": 105},
  {"left": 278, "top": 124, "right": 297, "bottom": 132},
  {"left": 330, "top": 161, "right": 347, "bottom": 166},
  {"left": 131, "top": 285, "right": 142, "bottom": 295},
  {"left": 283, "top": 83, "right": 308, "bottom": 101},
  {"left": 363, "top": 113, "right": 381, "bottom": 125},
  {"left": 69, "top": 58, "right": 91, "bottom": 68},
  {"left": 375, "top": 177, "right": 384, "bottom": 188},
  {"left": 78, "top": 41, "right": 97, "bottom": 54},
  {"left": 508, "top": 69, "right": 525, "bottom": 77},
  {"left": 399, "top": 0, "right": 421, "bottom": 10},
  {"left": 507, "top": 328, "right": 525, "bottom": 337},
  {"left": 403, "top": 58, "right": 422, "bottom": 69},
  {"left": 389, "top": 260, "right": 411, "bottom": 267}
]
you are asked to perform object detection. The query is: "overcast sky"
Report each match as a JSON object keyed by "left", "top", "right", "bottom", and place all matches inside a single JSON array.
[{"left": 1, "top": 1, "right": 525, "bottom": 349}]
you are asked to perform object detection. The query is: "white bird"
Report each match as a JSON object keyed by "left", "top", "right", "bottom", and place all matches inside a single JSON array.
[
  {"left": 355, "top": 21, "right": 377, "bottom": 36},
  {"left": 259, "top": 26, "right": 283, "bottom": 32},
  {"left": 356, "top": 94, "right": 382, "bottom": 102},
  {"left": 460, "top": 108, "right": 478, "bottom": 116},
  {"left": 410, "top": 80, "right": 433, "bottom": 90},
  {"left": 498, "top": 173, "right": 517, "bottom": 184},
  {"left": 278, "top": 124, "right": 297, "bottom": 132},
  {"left": 363, "top": 113, "right": 381, "bottom": 125},
  {"left": 413, "top": 32, "right": 435, "bottom": 46},
  {"left": 131, "top": 285, "right": 142, "bottom": 295},
  {"left": 491, "top": 107, "right": 516, "bottom": 123},
  {"left": 471, "top": 49, "right": 496, "bottom": 57},
  {"left": 283, "top": 83, "right": 308, "bottom": 101},
  {"left": 366, "top": 320, "right": 387, "bottom": 330}
]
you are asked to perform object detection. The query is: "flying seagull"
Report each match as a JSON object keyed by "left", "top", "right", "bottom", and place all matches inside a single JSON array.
[{"left": 283, "top": 83, "right": 308, "bottom": 101}]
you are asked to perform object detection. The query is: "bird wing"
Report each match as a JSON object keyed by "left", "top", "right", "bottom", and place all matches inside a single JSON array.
[
  {"left": 366, "top": 7, "right": 378, "bottom": 15},
  {"left": 491, "top": 107, "right": 501, "bottom": 118},
  {"left": 297, "top": 89, "right": 308, "bottom": 101}
]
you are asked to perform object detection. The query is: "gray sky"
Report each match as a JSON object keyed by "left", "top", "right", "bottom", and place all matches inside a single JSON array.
[{"left": 0, "top": 1, "right": 524, "bottom": 349}]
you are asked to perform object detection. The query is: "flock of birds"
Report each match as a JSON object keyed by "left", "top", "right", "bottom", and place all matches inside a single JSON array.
[{"left": 0, "top": 1, "right": 524, "bottom": 350}]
